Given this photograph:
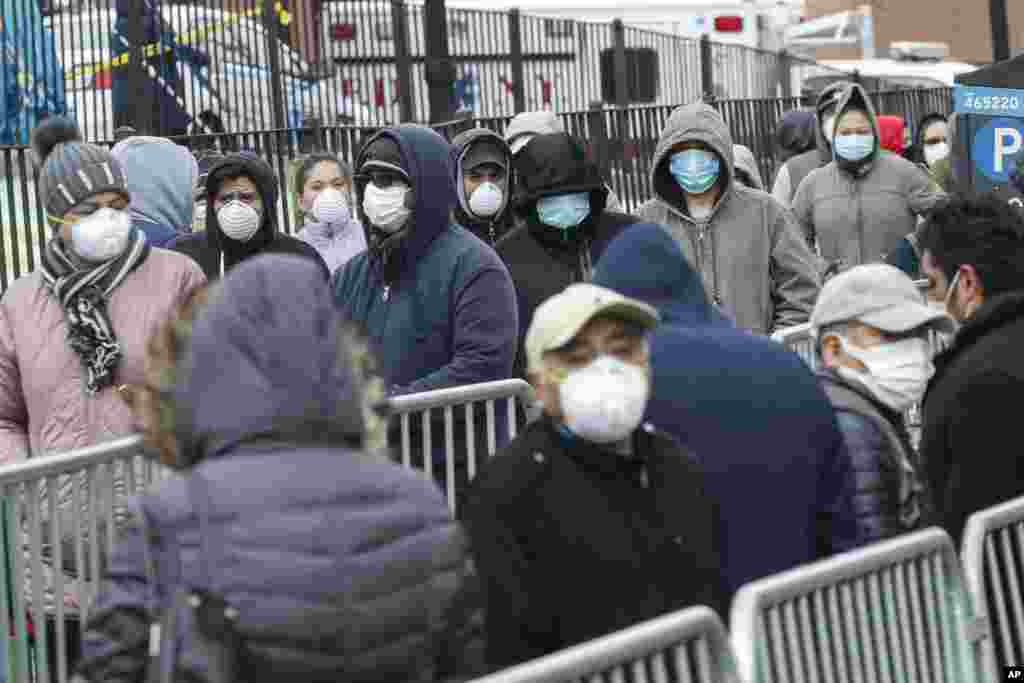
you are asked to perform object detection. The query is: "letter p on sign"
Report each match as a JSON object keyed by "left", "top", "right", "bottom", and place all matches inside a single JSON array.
[{"left": 995, "top": 128, "right": 1023, "bottom": 173}]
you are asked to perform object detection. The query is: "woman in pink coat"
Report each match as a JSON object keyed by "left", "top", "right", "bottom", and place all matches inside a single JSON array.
[{"left": 0, "top": 117, "right": 205, "bottom": 655}]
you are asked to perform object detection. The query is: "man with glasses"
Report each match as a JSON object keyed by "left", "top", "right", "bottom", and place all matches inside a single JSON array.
[
  {"left": 171, "top": 151, "right": 328, "bottom": 280},
  {"left": 332, "top": 126, "right": 518, "bottom": 496}
]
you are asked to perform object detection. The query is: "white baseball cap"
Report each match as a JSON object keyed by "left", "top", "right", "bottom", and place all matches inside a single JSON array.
[{"left": 525, "top": 283, "right": 659, "bottom": 373}]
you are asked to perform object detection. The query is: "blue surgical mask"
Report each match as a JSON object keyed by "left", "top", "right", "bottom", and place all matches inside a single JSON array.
[
  {"left": 536, "top": 192, "right": 591, "bottom": 229},
  {"left": 670, "top": 149, "right": 721, "bottom": 195},
  {"left": 833, "top": 134, "right": 875, "bottom": 162}
]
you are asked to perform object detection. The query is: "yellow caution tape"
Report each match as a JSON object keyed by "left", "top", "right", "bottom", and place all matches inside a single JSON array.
[{"left": 66, "top": 4, "right": 291, "bottom": 83}]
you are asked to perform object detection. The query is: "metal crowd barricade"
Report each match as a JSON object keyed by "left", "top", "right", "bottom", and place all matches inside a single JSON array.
[
  {"left": 469, "top": 606, "right": 740, "bottom": 683},
  {"left": 770, "top": 323, "right": 818, "bottom": 371},
  {"left": 386, "top": 379, "right": 538, "bottom": 516},
  {"left": 961, "top": 495, "right": 1024, "bottom": 678},
  {"left": 0, "top": 436, "right": 167, "bottom": 683},
  {"left": 730, "top": 528, "right": 991, "bottom": 683}
]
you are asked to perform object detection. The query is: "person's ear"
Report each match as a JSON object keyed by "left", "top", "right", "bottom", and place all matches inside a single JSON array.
[
  {"left": 958, "top": 264, "right": 985, "bottom": 304},
  {"left": 820, "top": 335, "right": 842, "bottom": 369}
]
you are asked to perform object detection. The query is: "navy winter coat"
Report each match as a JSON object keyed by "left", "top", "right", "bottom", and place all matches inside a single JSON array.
[
  {"left": 592, "top": 224, "right": 859, "bottom": 605},
  {"left": 76, "top": 256, "right": 481, "bottom": 683},
  {"left": 332, "top": 126, "right": 518, "bottom": 396}
]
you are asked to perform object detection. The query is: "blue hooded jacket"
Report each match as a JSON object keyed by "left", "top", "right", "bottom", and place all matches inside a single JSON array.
[
  {"left": 592, "top": 224, "right": 859, "bottom": 603},
  {"left": 78, "top": 255, "right": 480, "bottom": 681},
  {"left": 332, "top": 125, "right": 518, "bottom": 395}
]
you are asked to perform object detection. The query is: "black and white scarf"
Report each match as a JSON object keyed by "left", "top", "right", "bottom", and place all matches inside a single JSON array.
[{"left": 40, "top": 230, "right": 150, "bottom": 395}]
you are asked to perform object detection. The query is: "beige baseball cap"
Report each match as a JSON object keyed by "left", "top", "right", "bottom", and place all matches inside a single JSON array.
[{"left": 525, "top": 283, "right": 660, "bottom": 373}]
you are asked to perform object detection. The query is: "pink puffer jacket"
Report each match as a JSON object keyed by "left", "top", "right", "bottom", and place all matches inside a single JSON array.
[{"left": 0, "top": 248, "right": 207, "bottom": 463}]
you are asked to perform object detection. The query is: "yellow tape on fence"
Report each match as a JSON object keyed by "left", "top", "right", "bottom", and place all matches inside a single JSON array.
[{"left": 66, "top": 3, "right": 292, "bottom": 83}]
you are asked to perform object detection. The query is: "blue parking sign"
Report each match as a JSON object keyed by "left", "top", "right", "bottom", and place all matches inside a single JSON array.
[{"left": 972, "top": 118, "right": 1024, "bottom": 183}]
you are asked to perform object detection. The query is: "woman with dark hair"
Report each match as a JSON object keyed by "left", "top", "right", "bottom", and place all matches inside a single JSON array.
[{"left": 292, "top": 152, "right": 367, "bottom": 274}]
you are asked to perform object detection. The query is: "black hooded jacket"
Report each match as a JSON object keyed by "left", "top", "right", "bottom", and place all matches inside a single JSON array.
[
  {"left": 496, "top": 133, "right": 639, "bottom": 376},
  {"left": 450, "top": 129, "right": 515, "bottom": 246},
  {"left": 171, "top": 152, "right": 329, "bottom": 281}
]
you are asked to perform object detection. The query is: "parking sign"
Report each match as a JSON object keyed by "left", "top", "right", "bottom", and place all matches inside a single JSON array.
[{"left": 955, "top": 85, "right": 1024, "bottom": 197}]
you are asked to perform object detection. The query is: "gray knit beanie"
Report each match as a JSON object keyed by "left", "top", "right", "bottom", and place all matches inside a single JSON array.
[{"left": 31, "top": 116, "right": 130, "bottom": 223}]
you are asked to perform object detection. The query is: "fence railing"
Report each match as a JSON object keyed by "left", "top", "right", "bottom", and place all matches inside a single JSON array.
[
  {"left": 0, "top": 379, "right": 534, "bottom": 681},
  {"left": 0, "top": 86, "right": 953, "bottom": 293},
  {"left": 13, "top": 0, "right": 892, "bottom": 145},
  {"left": 470, "top": 606, "right": 740, "bottom": 683},
  {"left": 729, "top": 527, "right": 992, "bottom": 683},
  {"left": 961, "top": 496, "right": 1024, "bottom": 677}
]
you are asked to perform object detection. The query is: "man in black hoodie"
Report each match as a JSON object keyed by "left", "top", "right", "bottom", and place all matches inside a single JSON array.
[
  {"left": 496, "top": 132, "right": 639, "bottom": 377},
  {"left": 171, "top": 152, "right": 328, "bottom": 280},
  {"left": 451, "top": 129, "right": 514, "bottom": 246}
]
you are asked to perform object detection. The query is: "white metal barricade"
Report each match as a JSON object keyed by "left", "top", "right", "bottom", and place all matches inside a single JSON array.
[
  {"left": 962, "top": 495, "right": 1024, "bottom": 678},
  {"left": 730, "top": 527, "right": 992, "bottom": 683},
  {"left": 387, "top": 379, "right": 538, "bottom": 516},
  {"left": 0, "top": 435, "right": 169, "bottom": 683},
  {"left": 0, "top": 380, "right": 536, "bottom": 682},
  {"left": 469, "top": 606, "right": 740, "bottom": 683}
]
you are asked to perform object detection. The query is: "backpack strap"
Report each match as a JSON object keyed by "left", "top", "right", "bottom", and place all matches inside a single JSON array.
[{"left": 821, "top": 378, "right": 923, "bottom": 529}]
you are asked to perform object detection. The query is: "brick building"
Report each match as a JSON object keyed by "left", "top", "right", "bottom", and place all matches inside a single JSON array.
[{"left": 800, "top": 0, "right": 1024, "bottom": 65}]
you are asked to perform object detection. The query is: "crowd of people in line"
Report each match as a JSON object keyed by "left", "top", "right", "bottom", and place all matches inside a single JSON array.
[{"left": 0, "top": 77, "right": 1019, "bottom": 682}]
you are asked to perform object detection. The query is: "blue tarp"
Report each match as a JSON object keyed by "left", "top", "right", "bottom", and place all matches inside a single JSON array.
[{"left": 0, "top": 0, "right": 68, "bottom": 145}]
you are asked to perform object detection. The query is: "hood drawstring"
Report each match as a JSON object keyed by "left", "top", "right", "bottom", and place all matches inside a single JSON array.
[{"left": 579, "top": 239, "right": 593, "bottom": 282}]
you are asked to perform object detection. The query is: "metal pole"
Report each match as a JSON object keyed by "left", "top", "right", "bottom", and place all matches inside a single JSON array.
[
  {"left": 391, "top": 0, "right": 415, "bottom": 122},
  {"left": 989, "top": 0, "right": 1011, "bottom": 62},
  {"left": 700, "top": 34, "right": 714, "bottom": 103},
  {"left": 777, "top": 49, "right": 792, "bottom": 99},
  {"left": 611, "top": 19, "right": 629, "bottom": 109},
  {"left": 124, "top": 5, "right": 153, "bottom": 134},
  {"left": 424, "top": 0, "right": 455, "bottom": 123},
  {"left": 509, "top": 9, "right": 526, "bottom": 114},
  {"left": 262, "top": 0, "right": 287, "bottom": 130}
]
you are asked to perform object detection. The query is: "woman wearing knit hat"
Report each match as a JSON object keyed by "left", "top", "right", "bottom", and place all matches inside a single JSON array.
[{"left": 0, "top": 116, "right": 206, "bottom": 645}]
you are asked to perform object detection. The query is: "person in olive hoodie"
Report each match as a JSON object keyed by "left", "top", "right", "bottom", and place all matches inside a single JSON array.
[
  {"left": 496, "top": 132, "right": 640, "bottom": 377},
  {"left": 171, "top": 151, "right": 328, "bottom": 280}
]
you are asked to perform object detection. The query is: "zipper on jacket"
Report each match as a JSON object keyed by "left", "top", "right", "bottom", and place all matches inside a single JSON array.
[
  {"left": 855, "top": 178, "right": 865, "bottom": 265},
  {"left": 696, "top": 222, "right": 722, "bottom": 307},
  {"left": 579, "top": 239, "right": 594, "bottom": 282},
  {"left": 382, "top": 285, "right": 391, "bottom": 302}
]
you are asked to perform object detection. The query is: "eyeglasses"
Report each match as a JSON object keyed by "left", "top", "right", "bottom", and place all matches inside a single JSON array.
[
  {"left": 215, "top": 191, "right": 260, "bottom": 206},
  {"left": 354, "top": 171, "right": 406, "bottom": 189}
]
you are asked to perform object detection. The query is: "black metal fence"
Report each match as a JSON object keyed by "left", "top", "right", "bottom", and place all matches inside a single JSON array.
[
  {"left": 0, "top": 86, "right": 952, "bottom": 291},
  {"left": 22, "top": 0, "right": 874, "bottom": 144}
]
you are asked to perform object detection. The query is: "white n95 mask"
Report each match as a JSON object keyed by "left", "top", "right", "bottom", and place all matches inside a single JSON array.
[
  {"left": 363, "top": 183, "right": 410, "bottom": 233},
  {"left": 71, "top": 208, "right": 133, "bottom": 262},
  {"left": 217, "top": 201, "right": 261, "bottom": 242},
  {"left": 559, "top": 355, "right": 650, "bottom": 444},
  {"left": 312, "top": 187, "right": 351, "bottom": 225},
  {"left": 469, "top": 182, "right": 504, "bottom": 218}
]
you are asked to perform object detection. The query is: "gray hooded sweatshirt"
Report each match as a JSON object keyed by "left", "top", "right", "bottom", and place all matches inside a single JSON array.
[
  {"left": 504, "top": 110, "right": 623, "bottom": 212},
  {"left": 637, "top": 102, "right": 821, "bottom": 335},
  {"left": 791, "top": 84, "right": 945, "bottom": 270},
  {"left": 733, "top": 144, "right": 765, "bottom": 190}
]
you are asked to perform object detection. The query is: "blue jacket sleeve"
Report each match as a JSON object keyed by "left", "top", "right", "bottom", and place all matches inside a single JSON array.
[
  {"left": 393, "top": 264, "right": 518, "bottom": 396},
  {"left": 834, "top": 411, "right": 905, "bottom": 546},
  {"left": 816, "top": 424, "right": 861, "bottom": 557},
  {"left": 886, "top": 237, "right": 921, "bottom": 278}
]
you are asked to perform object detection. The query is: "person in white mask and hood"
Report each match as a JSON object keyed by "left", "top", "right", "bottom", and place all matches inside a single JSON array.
[
  {"left": 450, "top": 129, "right": 513, "bottom": 245},
  {"left": 464, "top": 283, "right": 723, "bottom": 671},
  {"left": 812, "top": 263, "right": 954, "bottom": 546},
  {"left": 293, "top": 152, "right": 366, "bottom": 274},
  {"left": 171, "top": 151, "right": 328, "bottom": 281}
]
